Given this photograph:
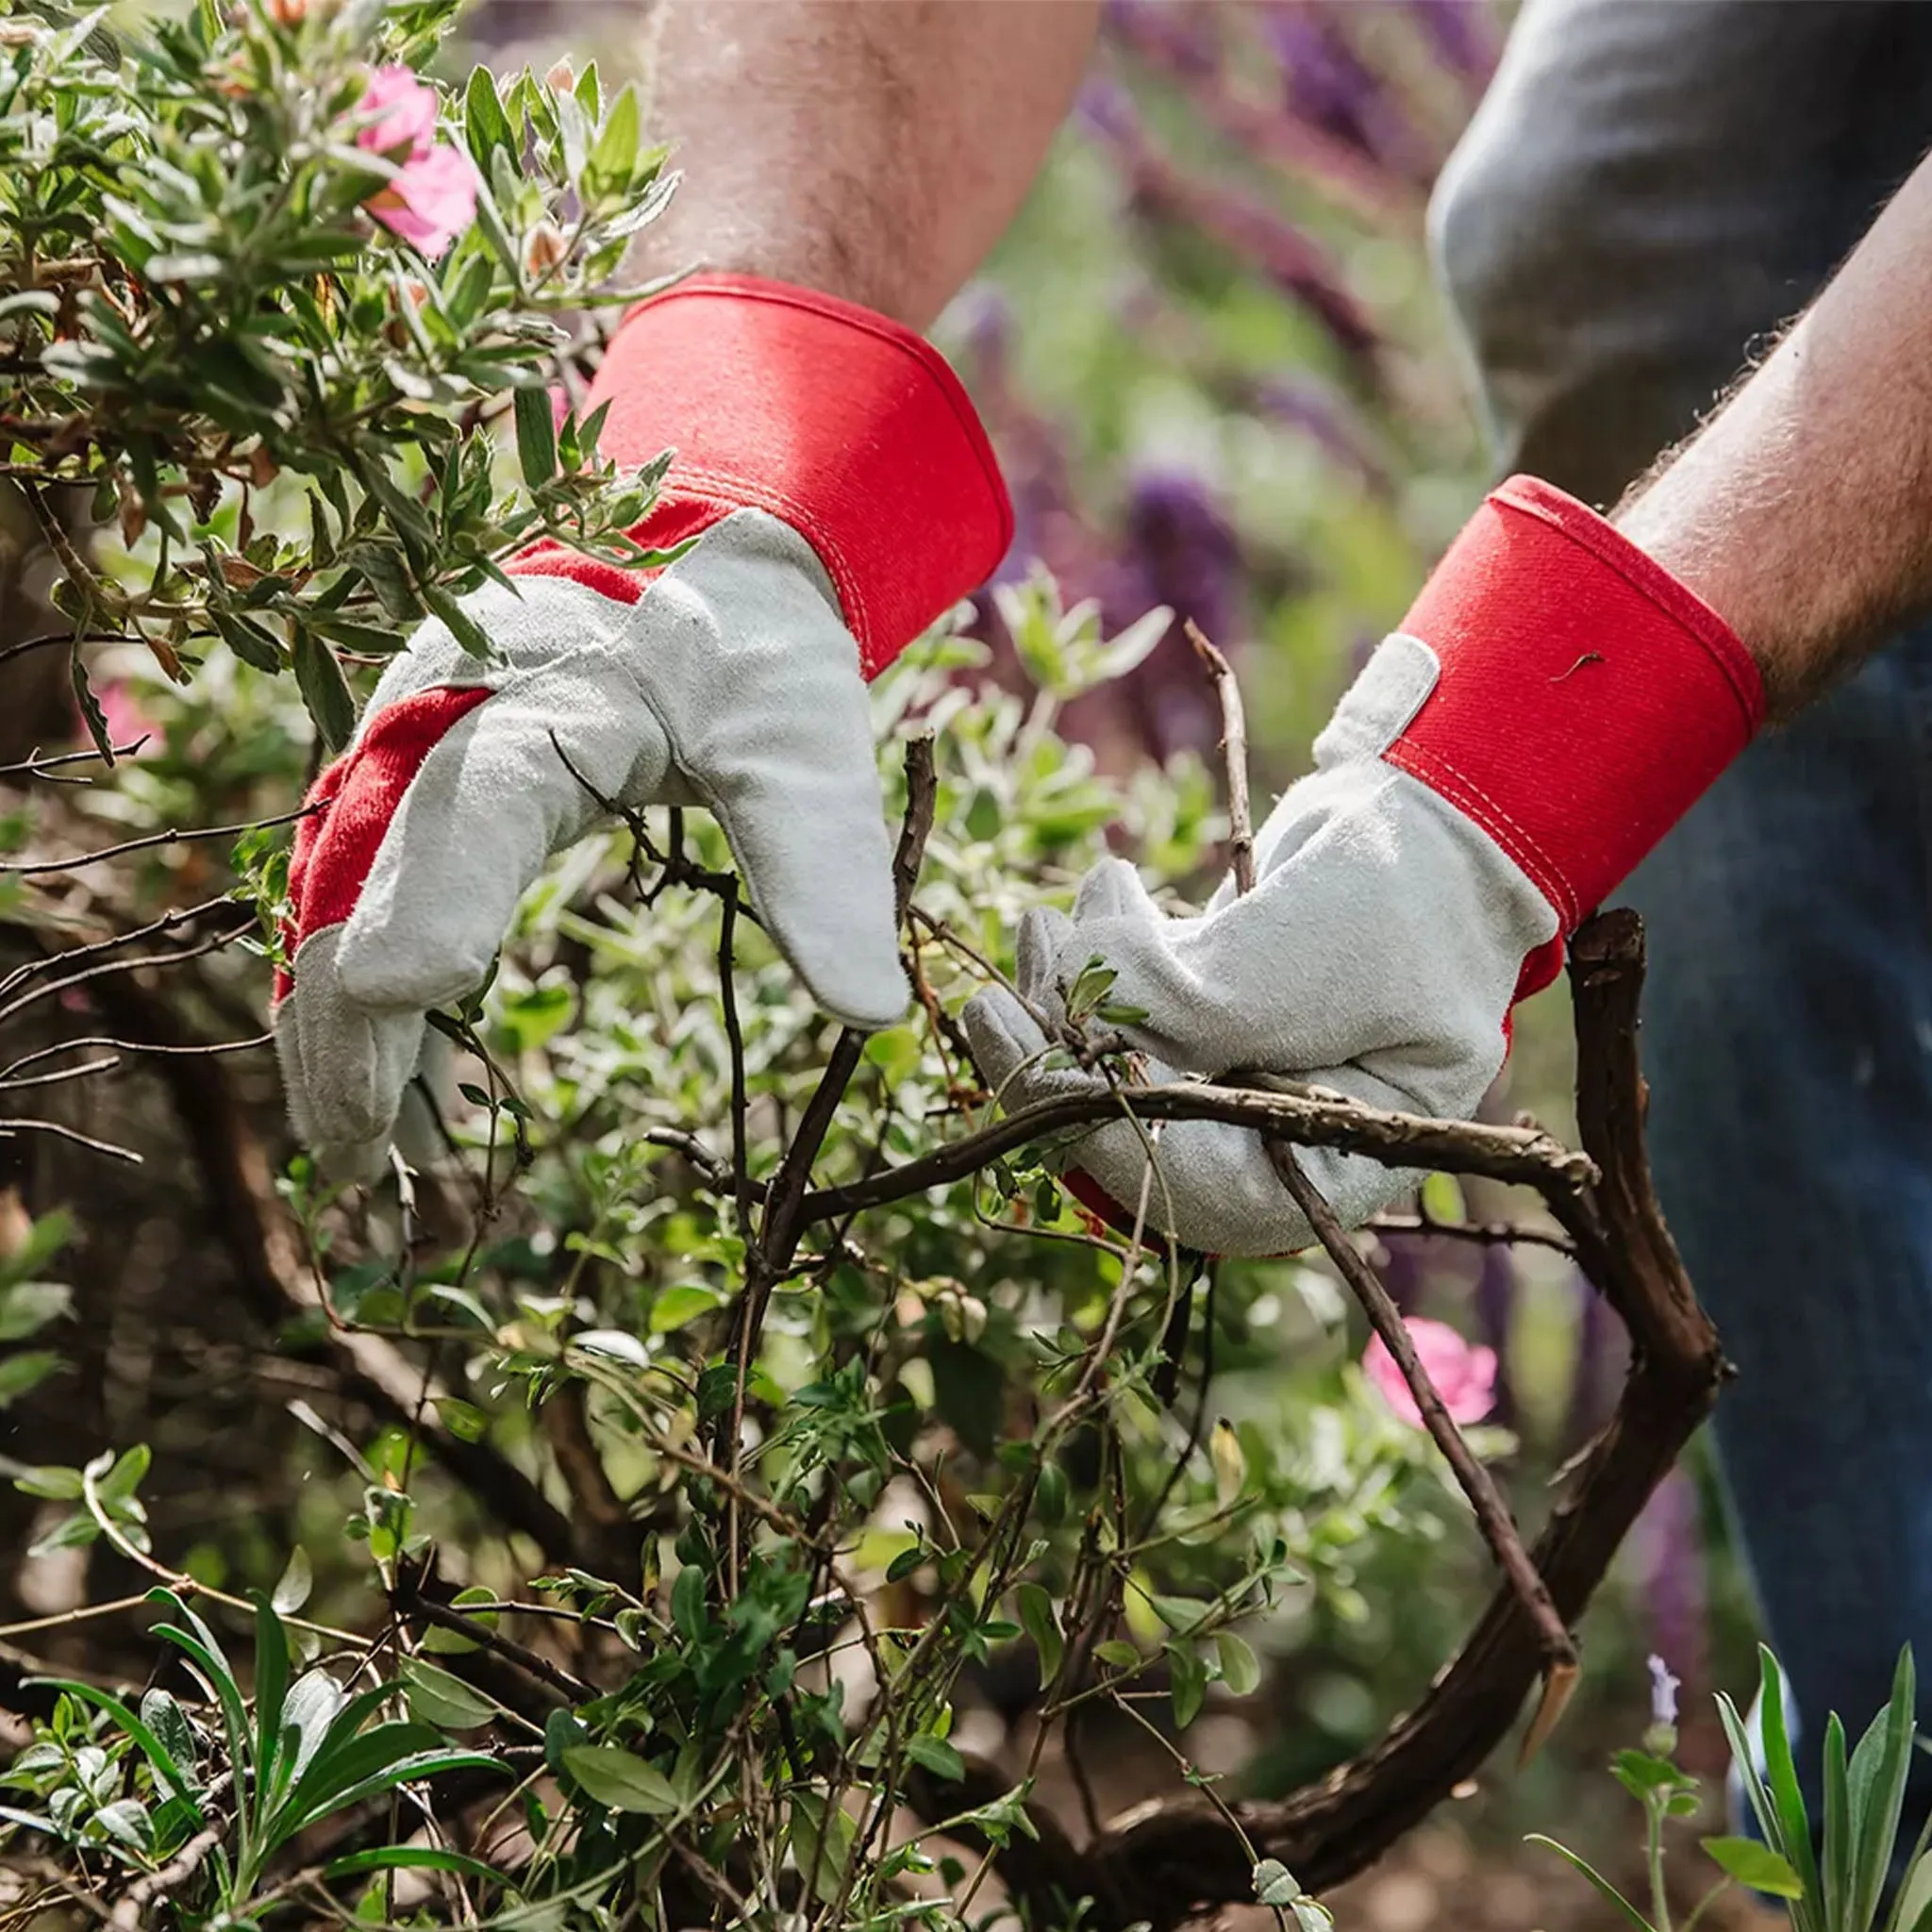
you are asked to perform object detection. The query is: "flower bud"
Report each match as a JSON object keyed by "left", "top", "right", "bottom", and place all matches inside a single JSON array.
[
  {"left": 524, "top": 220, "right": 567, "bottom": 277},
  {"left": 545, "top": 58, "right": 575, "bottom": 95}
]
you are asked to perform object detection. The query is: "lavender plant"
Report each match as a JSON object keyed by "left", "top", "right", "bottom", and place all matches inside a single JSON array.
[{"left": 1532, "top": 1648, "right": 1930, "bottom": 1932}]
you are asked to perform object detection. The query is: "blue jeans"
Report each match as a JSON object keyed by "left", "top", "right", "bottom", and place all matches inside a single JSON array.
[{"left": 1433, "top": 0, "right": 1932, "bottom": 1813}]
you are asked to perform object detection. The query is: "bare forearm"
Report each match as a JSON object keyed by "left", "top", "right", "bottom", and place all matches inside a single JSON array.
[
  {"left": 633, "top": 0, "right": 1099, "bottom": 328},
  {"left": 1617, "top": 150, "right": 1932, "bottom": 719}
]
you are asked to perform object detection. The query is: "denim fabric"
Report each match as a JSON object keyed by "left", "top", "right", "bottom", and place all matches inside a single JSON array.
[{"left": 1431, "top": 0, "right": 1932, "bottom": 1821}]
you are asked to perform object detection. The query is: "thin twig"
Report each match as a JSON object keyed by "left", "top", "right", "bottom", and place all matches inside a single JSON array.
[
  {"left": 1369, "top": 1210, "right": 1576, "bottom": 1259},
  {"left": 1185, "top": 620, "right": 1255, "bottom": 894},
  {"left": 0, "top": 803, "right": 317, "bottom": 876},
  {"left": 1270, "top": 1145, "right": 1579, "bottom": 1707},
  {"left": 0, "top": 737, "right": 149, "bottom": 781},
  {"left": 107, "top": 1823, "right": 225, "bottom": 1929},
  {"left": 391, "top": 1577, "right": 594, "bottom": 1702},
  {"left": 0, "top": 1116, "right": 142, "bottom": 1161},
  {"left": 0, "top": 892, "right": 240, "bottom": 1004}
]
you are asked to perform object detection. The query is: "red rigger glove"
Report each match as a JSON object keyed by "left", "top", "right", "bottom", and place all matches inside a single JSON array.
[
  {"left": 964, "top": 476, "right": 1764, "bottom": 1253},
  {"left": 274, "top": 275, "right": 1011, "bottom": 1161}
]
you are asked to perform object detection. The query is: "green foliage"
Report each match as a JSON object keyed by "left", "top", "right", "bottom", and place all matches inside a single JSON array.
[
  {"left": 1532, "top": 1646, "right": 1932, "bottom": 1932},
  {"left": 3, "top": 1589, "right": 498, "bottom": 1916},
  {"left": 0, "top": 0, "right": 679, "bottom": 750}
]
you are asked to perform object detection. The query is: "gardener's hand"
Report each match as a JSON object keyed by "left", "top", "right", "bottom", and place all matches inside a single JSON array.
[
  {"left": 964, "top": 478, "right": 1765, "bottom": 1256},
  {"left": 274, "top": 276, "right": 1009, "bottom": 1162}
]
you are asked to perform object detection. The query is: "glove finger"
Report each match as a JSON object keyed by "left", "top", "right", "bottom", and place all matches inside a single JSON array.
[
  {"left": 1073, "top": 855, "right": 1164, "bottom": 924},
  {"left": 715, "top": 734, "right": 904, "bottom": 1031},
  {"left": 275, "top": 923, "right": 428, "bottom": 1162},
  {"left": 1014, "top": 907, "right": 1074, "bottom": 1012},
  {"left": 332, "top": 653, "right": 665, "bottom": 1010},
  {"left": 634, "top": 512, "right": 905, "bottom": 1030}
]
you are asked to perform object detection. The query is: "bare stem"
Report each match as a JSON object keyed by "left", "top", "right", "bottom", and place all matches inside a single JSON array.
[{"left": 1185, "top": 619, "right": 1255, "bottom": 894}]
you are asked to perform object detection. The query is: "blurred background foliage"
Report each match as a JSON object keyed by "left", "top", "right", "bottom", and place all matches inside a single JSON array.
[{"left": 0, "top": 3, "right": 1774, "bottom": 1926}]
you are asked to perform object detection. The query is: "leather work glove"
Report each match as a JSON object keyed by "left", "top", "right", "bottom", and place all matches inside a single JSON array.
[
  {"left": 963, "top": 477, "right": 1764, "bottom": 1255},
  {"left": 274, "top": 275, "right": 1011, "bottom": 1161}
]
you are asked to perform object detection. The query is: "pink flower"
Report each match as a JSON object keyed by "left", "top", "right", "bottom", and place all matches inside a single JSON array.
[
  {"left": 1362, "top": 1317, "right": 1496, "bottom": 1428},
  {"left": 355, "top": 66, "right": 476, "bottom": 258},
  {"left": 357, "top": 66, "right": 439, "bottom": 166},
  {"left": 80, "top": 679, "right": 158, "bottom": 756}
]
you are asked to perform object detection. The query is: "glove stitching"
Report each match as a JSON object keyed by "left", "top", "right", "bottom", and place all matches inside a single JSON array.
[{"left": 1380, "top": 738, "right": 1578, "bottom": 931}]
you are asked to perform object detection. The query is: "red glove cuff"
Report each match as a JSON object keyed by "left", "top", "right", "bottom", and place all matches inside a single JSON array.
[
  {"left": 508, "top": 275, "right": 1013, "bottom": 678},
  {"left": 1388, "top": 475, "right": 1764, "bottom": 942}
]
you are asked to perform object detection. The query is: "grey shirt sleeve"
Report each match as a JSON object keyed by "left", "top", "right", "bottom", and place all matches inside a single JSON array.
[{"left": 1429, "top": 0, "right": 1932, "bottom": 506}]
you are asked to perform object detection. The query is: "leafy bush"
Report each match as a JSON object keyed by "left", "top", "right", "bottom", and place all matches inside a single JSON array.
[{"left": 0, "top": 4, "right": 1695, "bottom": 1928}]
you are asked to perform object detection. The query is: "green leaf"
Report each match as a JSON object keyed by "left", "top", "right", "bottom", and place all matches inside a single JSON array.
[
  {"left": 279, "top": 1671, "right": 348, "bottom": 1790},
  {"left": 92, "top": 1797, "right": 152, "bottom": 1854},
  {"left": 1216, "top": 1632, "right": 1261, "bottom": 1698},
  {"left": 39, "top": 1682, "right": 204, "bottom": 1822},
  {"left": 790, "top": 1789, "right": 858, "bottom": 1905},
  {"left": 1824, "top": 1712, "right": 1852, "bottom": 1922},
  {"left": 648, "top": 1284, "right": 724, "bottom": 1334},
  {"left": 1756, "top": 1644, "right": 1824, "bottom": 1917},
  {"left": 279, "top": 1728, "right": 498, "bottom": 1835},
  {"left": 1168, "top": 1641, "right": 1207, "bottom": 1730},
  {"left": 291, "top": 625, "right": 357, "bottom": 753},
  {"left": 0, "top": 1280, "right": 71, "bottom": 1342},
  {"left": 308, "top": 616, "right": 405, "bottom": 656},
  {"left": 253, "top": 1590, "right": 291, "bottom": 1799},
  {"left": 513, "top": 383, "right": 558, "bottom": 488},
  {"left": 10, "top": 1464, "right": 83, "bottom": 1501},
  {"left": 1611, "top": 1749, "right": 1693, "bottom": 1800},
  {"left": 325, "top": 1843, "right": 509, "bottom": 1886},
  {"left": 1150, "top": 1594, "right": 1209, "bottom": 1635},
  {"left": 1095, "top": 1641, "right": 1140, "bottom": 1672},
  {"left": 72, "top": 652, "right": 112, "bottom": 763},
  {"left": 0, "top": 1352, "right": 63, "bottom": 1408},
  {"left": 905, "top": 1734, "right": 965, "bottom": 1783},
  {"left": 1894, "top": 1844, "right": 1932, "bottom": 1932},
  {"left": 1849, "top": 1644, "right": 1916, "bottom": 1931},
  {"left": 1015, "top": 1583, "right": 1063, "bottom": 1690},
  {"left": 1701, "top": 1837, "right": 1806, "bottom": 1900},
  {"left": 403, "top": 1657, "right": 497, "bottom": 1732},
  {"left": 26, "top": 1509, "right": 96, "bottom": 1556},
  {"left": 1524, "top": 1836, "right": 1658, "bottom": 1930},
  {"left": 424, "top": 585, "right": 495, "bottom": 661},
  {"left": 273, "top": 1545, "right": 312, "bottom": 1616},
  {"left": 584, "top": 83, "right": 640, "bottom": 204},
  {"left": 139, "top": 1690, "right": 199, "bottom": 1792},
  {"left": 562, "top": 1745, "right": 678, "bottom": 1815},
  {"left": 1420, "top": 1170, "right": 1467, "bottom": 1226},
  {"left": 212, "top": 609, "right": 286, "bottom": 673},
  {"left": 94, "top": 1443, "right": 149, "bottom": 1505},
  {"left": 671, "top": 1562, "right": 707, "bottom": 1642},
  {"left": 1253, "top": 1859, "right": 1299, "bottom": 1907},
  {"left": 463, "top": 65, "right": 514, "bottom": 176}
]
